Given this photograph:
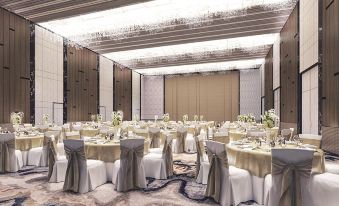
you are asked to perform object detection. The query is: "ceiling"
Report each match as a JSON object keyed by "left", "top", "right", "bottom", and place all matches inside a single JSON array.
[{"left": 0, "top": 0, "right": 297, "bottom": 75}]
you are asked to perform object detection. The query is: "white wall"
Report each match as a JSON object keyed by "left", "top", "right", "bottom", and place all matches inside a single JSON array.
[
  {"left": 273, "top": 36, "right": 280, "bottom": 89},
  {"left": 99, "top": 56, "right": 113, "bottom": 121},
  {"left": 35, "top": 25, "right": 63, "bottom": 125},
  {"left": 132, "top": 71, "right": 141, "bottom": 119},
  {"left": 300, "top": 0, "right": 319, "bottom": 134},
  {"left": 141, "top": 75, "right": 164, "bottom": 120},
  {"left": 240, "top": 70, "right": 261, "bottom": 119}
]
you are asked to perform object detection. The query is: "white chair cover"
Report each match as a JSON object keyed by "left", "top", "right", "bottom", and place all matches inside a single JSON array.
[
  {"left": 114, "top": 138, "right": 147, "bottom": 192},
  {"left": 0, "top": 133, "right": 23, "bottom": 173},
  {"left": 265, "top": 149, "right": 314, "bottom": 206}
]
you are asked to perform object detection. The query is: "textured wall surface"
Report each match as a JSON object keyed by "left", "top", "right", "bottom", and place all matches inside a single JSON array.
[
  {"left": 99, "top": 56, "right": 113, "bottom": 121},
  {"left": 302, "top": 67, "right": 318, "bottom": 134},
  {"left": 273, "top": 36, "right": 280, "bottom": 89},
  {"left": 132, "top": 71, "right": 141, "bottom": 119},
  {"left": 260, "top": 64, "right": 265, "bottom": 97},
  {"left": 240, "top": 70, "right": 261, "bottom": 120},
  {"left": 141, "top": 75, "right": 164, "bottom": 120},
  {"left": 300, "top": 0, "right": 318, "bottom": 72},
  {"left": 35, "top": 25, "right": 63, "bottom": 125}
]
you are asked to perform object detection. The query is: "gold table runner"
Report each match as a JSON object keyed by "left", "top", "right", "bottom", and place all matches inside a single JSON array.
[
  {"left": 85, "top": 139, "right": 150, "bottom": 163},
  {"left": 229, "top": 131, "right": 247, "bottom": 141},
  {"left": 226, "top": 144, "right": 325, "bottom": 178},
  {"left": 16, "top": 135, "right": 44, "bottom": 151},
  {"left": 81, "top": 129, "right": 99, "bottom": 137}
]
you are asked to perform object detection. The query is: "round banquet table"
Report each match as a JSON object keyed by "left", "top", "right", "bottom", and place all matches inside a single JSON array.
[
  {"left": 226, "top": 143, "right": 325, "bottom": 178},
  {"left": 84, "top": 139, "right": 150, "bottom": 163},
  {"left": 15, "top": 134, "right": 44, "bottom": 151},
  {"left": 228, "top": 130, "right": 247, "bottom": 141}
]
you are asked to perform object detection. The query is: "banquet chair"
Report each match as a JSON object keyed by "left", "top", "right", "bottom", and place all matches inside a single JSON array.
[
  {"left": 28, "top": 131, "right": 62, "bottom": 167},
  {"left": 134, "top": 128, "right": 149, "bottom": 139},
  {"left": 0, "top": 124, "right": 15, "bottom": 133},
  {"left": 195, "top": 135, "right": 208, "bottom": 180},
  {"left": 148, "top": 127, "right": 161, "bottom": 148},
  {"left": 299, "top": 134, "right": 322, "bottom": 149},
  {"left": 0, "top": 133, "right": 23, "bottom": 173},
  {"left": 281, "top": 128, "right": 293, "bottom": 140},
  {"left": 112, "top": 138, "right": 147, "bottom": 192},
  {"left": 203, "top": 141, "right": 253, "bottom": 206},
  {"left": 144, "top": 134, "right": 173, "bottom": 179},
  {"left": 45, "top": 135, "right": 66, "bottom": 181},
  {"left": 264, "top": 149, "right": 314, "bottom": 206},
  {"left": 173, "top": 127, "right": 187, "bottom": 153},
  {"left": 185, "top": 126, "right": 197, "bottom": 153},
  {"left": 212, "top": 132, "right": 230, "bottom": 145},
  {"left": 62, "top": 139, "right": 106, "bottom": 193}
]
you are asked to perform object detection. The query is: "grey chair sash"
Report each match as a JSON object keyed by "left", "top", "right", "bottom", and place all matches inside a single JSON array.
[
  {"left": 194, "top": 137, "right": 205, "bottom": 177},
  {"left": 176, "top": 130, "right": 187, "bottom": 153},
  {"left": 205, "top": 149, "right": 229, "bottom": 202},
  {"left": 195, "top": 126, "right": 201, "bottom": 136},
  {"left": 47, "top": 137, "right": 57, "bottom": 180},
  {"left": 149, "top": 131, "right": 161, "bottom": 148},
  {"left": 162, "top": 138, "right": 173, "bottom": 177},
  {"left": 0, "top": 138, "right": 15, "bottom": 173},
  {"left": 272, "top": 158, "right": 313, "bottom": 206},
  {"left": 63, "top": 145, "right": 86, "bottom": 192},
  {"left": 115, "top": 144, "right": 144, "bottom": 192}
]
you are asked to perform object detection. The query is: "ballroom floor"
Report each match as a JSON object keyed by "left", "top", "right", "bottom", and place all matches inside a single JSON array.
[{"left": 0, "top": 153, "right": 259, "bottom": 206}]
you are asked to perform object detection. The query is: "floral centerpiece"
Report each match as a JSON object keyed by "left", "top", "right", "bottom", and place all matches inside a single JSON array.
[
  {"left": 111, "top": 111, "right": 123, "bottom": 127},
  {"left": 261, "top": 109, "right": 279, "bottom": 142},
  {"left": 194, "top": 115, "right": 199, "bottom": 121},
  {"left": 11, "top": 112, "right": 23, "bottom": 125},
  {"left": 90, "top": 114, "right": 96, "bottom": 122},
  {"left": 237, "top": 113, "right": 255, "bottom": 123},
  {"left": 154, "top": 115, "right": 158, "bottom": 122},
  {"left": 97, "top": 114, "right": 103, "bottom": 123},
  {"left": 42, "top": 114, "right": 49, "bottom": 125},
  {"left": 183, "top": 114, "right": 188, "bottom": 123},
  {"left": 200, "top": 115, "right": 204, "bottom": 121},
  {"left": 163, "top": 113, "right": 170, "bottom": 123}
]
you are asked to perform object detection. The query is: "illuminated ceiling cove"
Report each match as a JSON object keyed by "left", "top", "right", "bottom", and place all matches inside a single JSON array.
[{"left": 1, "top": 0, "right": 297, "bottom": 75}]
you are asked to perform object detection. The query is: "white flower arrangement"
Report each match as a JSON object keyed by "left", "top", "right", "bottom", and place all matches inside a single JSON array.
[
  {"left": 97, "top": 114, "right": 103, "bottom": 123},
  {"left": 111, "top": 111, "right": 123, "bottom": 126},
  {"left": 163, "top": 113, "right": 170, "bottom": 122},
  {"left": 194, "top": 115, "right": 199, "bottom": 121},
  {"left": 261, "top": 109, "right": 279, "bottom": 129},
  {"left": 238, "top": 113, "right": 256, "bottom": 123},
  {"left": 200, "top": 115, "right": 204, "bottom": 121},
  {"left": 154, "top": 115, "right": 158, "bottom": 122},
  {"left": 10, "top": 112, "right": 23, "bottom": 125},
  {"left": 183, "top": 114, "right": 188, "bottom": 123},
  {"left": 42, "top": 114, "right": 49, "bottom": 125},
  {"left": 90, "top": 114, "right": 96, "bottom": 122}
]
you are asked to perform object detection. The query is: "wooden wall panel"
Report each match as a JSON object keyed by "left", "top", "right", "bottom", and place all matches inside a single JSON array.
[
  {"left": 114, "top": 64, "right": 132, "bottom": 120},
  {"left": 66, "top": 46, "right": 98, "bottom": 122},
  {"left": 321, "top": 0, "right": 339, "bottom": 154},
  {"left": 264, "top": 47, "right": 274, "bottom": 110},
  {"left": 280, "top": 6, "right": 299, "bottom": 130},
  {"left": 165, "top": 71, "right": 239, "bottom": 122},
  {"left": 0, "top": 8, "right": 31, "bottom": 123}
]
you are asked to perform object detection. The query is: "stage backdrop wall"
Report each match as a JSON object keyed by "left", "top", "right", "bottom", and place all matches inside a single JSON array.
[{"left": 165, "top": 71, "right": 239, "bottom": 122}]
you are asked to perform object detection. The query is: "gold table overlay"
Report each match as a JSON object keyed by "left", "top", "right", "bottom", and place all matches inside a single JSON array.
[
  {"left": 15, "top": 135, "right": 44, "bottom": 151},
  {"left": 226, "top": 144, "right": 325, "bottom": 178},
  {"left": 84, "top": 139, "right": 150, "bottom": 162}
]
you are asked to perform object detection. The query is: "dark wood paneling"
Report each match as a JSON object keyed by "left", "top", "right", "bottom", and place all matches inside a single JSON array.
[
  {"left": 264, "top": 47, "right": 274, "bottom": 110},
  {"left": 322, "top": 0, "right": 339, "bottom": 128},
  {"left": 0, "top": 8, "right": 31, "bottom": 123},
  {"left": 66, "top": 46, "right": 98, "bottom": 122},
  {"left": 280, "top": 5, "right": 299, "bottom": 130},
  {"left": 321, "top": 0, "right": 339, "bottom": 154},
  {"left": 114, "top": 64, "right": 132, "bottom": 120}
]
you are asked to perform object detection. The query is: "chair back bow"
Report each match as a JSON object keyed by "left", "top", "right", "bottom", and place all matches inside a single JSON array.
[
  {"left": 63, "top": 144, "right": 86, "bottom": 192},
  {"left": 205, "top": 148, "right": 229, "bottom": 202},
  {"left": 149, "top": 129, "right": 161, "bottom": 148},
  {"left": 272, "top": 158, "right": 313, "bottom": 206},
  {"left": 46, "top": 136, "right": 57, "bottom": 180},
  {"left": 176, "top": 128, "right": 187, "bottom": 153},
  {"left": 0, "top": 134, "right": 15, "bottom": 173},
  {"left": 194, "top": 136, "right": 205, "bottom": 177},
  {"left": 116, "top": 144, "right": 144, "bottom": 192},
  {"left": 162, "top": 135, "right": 173, "bottom": 177}
]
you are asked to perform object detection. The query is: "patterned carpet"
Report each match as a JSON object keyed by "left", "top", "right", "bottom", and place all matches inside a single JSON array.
[{"left": 0, "top": 154, "right": 257, "bottom": 206}]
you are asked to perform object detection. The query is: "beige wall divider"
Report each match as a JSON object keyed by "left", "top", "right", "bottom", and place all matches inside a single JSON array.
[{"left": 165, "top": 71, "right": 239, "bottom": 122}]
